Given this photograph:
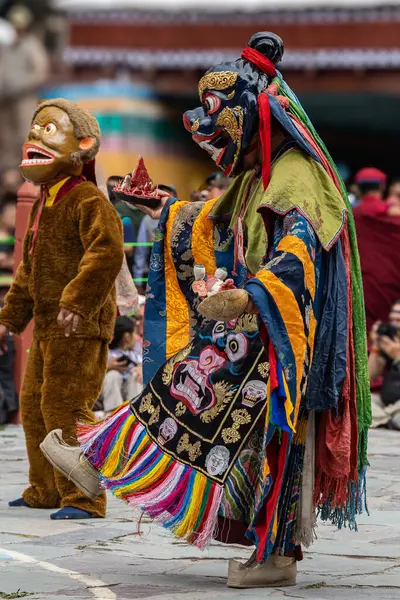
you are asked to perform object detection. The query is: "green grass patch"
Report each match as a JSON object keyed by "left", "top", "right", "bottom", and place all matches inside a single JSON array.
[
  {"left": 0, "top": 592, "right": 33, "bottom": 599},
  {"left": 302, "top": 582, "right": 327, "bottom": 589}
]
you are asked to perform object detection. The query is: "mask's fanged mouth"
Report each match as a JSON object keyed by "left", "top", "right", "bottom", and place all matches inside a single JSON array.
[
  {"left": 196, "top": 130, "right": 229, "bottom": 165},
  {"left": 199, "top": 140, "right": 226, "bottom": 163},
  {"left": 21, "top": 144, "right": 55, "bottom": 166}
]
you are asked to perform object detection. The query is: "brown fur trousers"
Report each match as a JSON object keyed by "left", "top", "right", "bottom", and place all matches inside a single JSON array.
[{"left": 20, "top": 337, "right": 108, "bottom": 516}]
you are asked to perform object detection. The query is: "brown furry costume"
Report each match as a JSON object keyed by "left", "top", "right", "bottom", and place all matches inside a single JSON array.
[{"left": 0, "top": 101, "right": 124, "bottom": 516}]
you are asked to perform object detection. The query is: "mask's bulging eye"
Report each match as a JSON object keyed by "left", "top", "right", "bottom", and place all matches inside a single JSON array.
[
  {"left": 212, "top": 321, "right": 226, "bottom": 342},
  {"left": 32, "top": 123, "right": 41, "bottom": 131},
  {"left": 204, "top": 94, "right": 221, "bottom": 114},
  {"left": 226, "top": 332, "right": 248, "bottom": 363},
  {"left": 44, "top": 122, "right": 57, "bottom": 135}
]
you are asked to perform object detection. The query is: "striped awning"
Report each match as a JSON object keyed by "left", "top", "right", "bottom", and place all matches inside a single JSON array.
[
  {"left": 54, "top": 0, "right": 400, "bottom": 10},
  {"left": 64, "top": 46, "right": 400, "bottom": 70}
]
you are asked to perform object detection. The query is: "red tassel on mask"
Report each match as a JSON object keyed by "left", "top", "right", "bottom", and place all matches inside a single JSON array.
[
  {"left": 242, "top": 47, "right": 277, "bottom": 79},
  {"left": 242, "top": 46, "right": 277, "bottom": 190},
  {"left": 258, "top": 93, "right": 272, "bottom": 190}
]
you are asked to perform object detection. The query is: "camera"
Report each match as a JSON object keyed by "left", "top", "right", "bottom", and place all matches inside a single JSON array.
[
  {"left": 377, "top": 323, "right": 398, "bottom": 340},
  {"left": 117, "top": 354, "right": 135, "bottom": 367}
]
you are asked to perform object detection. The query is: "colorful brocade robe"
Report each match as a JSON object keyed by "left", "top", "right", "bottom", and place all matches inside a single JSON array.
[{"left": 79, "top": 147, "right": 365, "bottom": 563}]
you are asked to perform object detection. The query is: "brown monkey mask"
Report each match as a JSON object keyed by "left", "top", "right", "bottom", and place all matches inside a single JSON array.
[{"left": 20, "top": 106, "right": 96, "bottom": 185}]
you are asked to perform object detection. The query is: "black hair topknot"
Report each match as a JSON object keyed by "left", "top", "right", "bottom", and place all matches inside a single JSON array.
[{"left": 247, "top": 32, "right": 284, "bottom": 66}]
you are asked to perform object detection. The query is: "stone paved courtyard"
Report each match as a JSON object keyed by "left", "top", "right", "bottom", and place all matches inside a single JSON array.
[{"left": 1, "top": 425, "right": 400, "bottom": 599}]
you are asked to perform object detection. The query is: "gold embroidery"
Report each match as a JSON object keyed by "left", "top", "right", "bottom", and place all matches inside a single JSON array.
[
  {"left": 216, "top": 107, "right": 242, "bottom": 144},
  {"left": 175, "top": 402, "right": 187, "bottom": 417},
  {"left": 149, "top": 405, "right": 160, "bottom": 425},
  {"left": 170, "top": 214, "right": 187, "bottom": 250},
  {"left": 232, "top": 409, "right": 252, "bottom": 424},
  {"left": 234, "top": 107, "right": 244, "bottom": 168},
  {"left": 139, "top": 393, "right": 153, "bottom": 414},
  {"left": 177, "top": 433, "right": 202, "bottom": 461},
  {"left": 222, "top": 428, "right": 240, "bottom": 444},
  {"left": 191, "top": 118, "right": 200, "bottom": 132},
  {"left": 171, "top": 202, "right": 202, "bottom": 250},
  {"left": 264, "top": 252, "right": 287, "bottom": 271},
  {"left": 258, "top": 362, "right": 270, "bottom": 379},
  {"left": 222, "top": 409, "right": 251, "bottom": 444},
  {"left": 200, "top": 381, "right": 235, "bottom": 423},
  {"left": 177, "top": 264, "right": 194, "bottom": 282},
  {"left": 216, "top": 106, "right": 244, "bottom": 169},
  {"left": 162, "top": 343, "right": 193, "bottom": 386},
  {"left": 139, "top": 392, "right": 159, "bottom": 422},
  {"left": 233, "top": 314, "right": 258, "bottom": 333},
  {"left": 188, "top": 305, "right": 202, "bottom": 340},
  {"left": 214, "top": 225, "right": 233, "bottom": 253},
  {"left": 181, "top": 249, "right": 192, "bottom": 262},
  {"left": 227, "top": 90, "right": 235, "bottom": 100},
  {"left": 198, "top": 71, "right": 238, "bottom": 99},
  {"left": 192, "top": 198, "right": 218, "bottom": 276}
]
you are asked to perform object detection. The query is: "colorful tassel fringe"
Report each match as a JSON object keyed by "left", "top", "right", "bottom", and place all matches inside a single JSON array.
[
  {"left": 78, "top": 403, "right": 223, "bottom": 549},
  {"left": 316, "top": 467, "right": 369, "bottom": 531}
]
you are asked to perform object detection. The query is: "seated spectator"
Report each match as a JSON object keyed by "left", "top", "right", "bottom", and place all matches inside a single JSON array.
[
  {"left": 135, "top": 296, "right": 145, "bottom": 340},
  {"left": 105, "top": 176, "right": 136, "bottom": 273},
  {"left": 121, "top": 216, "right": 135, "bottom": 274},
  {"left": 95, "top": 316, "right": 143, "bottom": 419},
  {"left": 0, "top": 192, "right": 16, "bottom": 275},
  {"left": 353, "top": 170, "right": 400, "bottom": 333},
  {"left": 133, "top": 184, "right": 177, "bottom": 292},
  {"left": 1, "top": 169, "right": 23, "bottom": 194},
  {"left": 353, "top": 167, "right": 388, "bottom": 217},
  {"left": 190, "top": 172, "right": 232, "bottom": 202},
  {"left": 106, "top": 175, "right": 122, "bottom": 207},
  {"left": 205, "top": 171, "right": 232, "bottom": 200},
  {"left": 0, "top": 289, "right": 18, "bottom": 424},
  {"left": 190, "top": 187, "right": 208, "bottom": 203},
  {"left": 369, "top": 300, "right": 400, "bottom": 430},
  {"left": 386, "top": 177, "right": 400, "bottom": 212},
  {"left": 108, "top": 173, "right": 145, "bottom": 248}
]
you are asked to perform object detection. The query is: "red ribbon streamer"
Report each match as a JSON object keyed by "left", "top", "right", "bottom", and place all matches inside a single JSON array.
[
  {"left": 242, "top": 46, "right": 277, "bottom": 189},
  {"left": 258, "top": 93, "right": 272, "bottom": 189},
  {"left": 241, "top": 46, "right": 277, "bottom": 78}
]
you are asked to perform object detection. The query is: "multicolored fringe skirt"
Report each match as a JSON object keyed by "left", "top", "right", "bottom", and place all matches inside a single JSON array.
[{"left": 78, "top": 317, "right": 310, "bottom": 561}]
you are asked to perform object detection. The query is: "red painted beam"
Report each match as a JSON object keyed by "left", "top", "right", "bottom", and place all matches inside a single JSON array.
[
  {"left": 69, "top": 21, "right": 400, "bottom": 51},
  {"left": 13, "top": 182, "right": 37, "bottom": 402}
]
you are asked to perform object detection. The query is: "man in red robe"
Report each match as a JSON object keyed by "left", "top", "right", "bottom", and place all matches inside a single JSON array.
[{"left": 353, "top": 167, "right": 400, "bottom": 334}]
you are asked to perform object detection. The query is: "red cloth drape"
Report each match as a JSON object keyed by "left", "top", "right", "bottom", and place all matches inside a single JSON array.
[{"left": 353, "top": 202, "right": 400, "bottom": 333}]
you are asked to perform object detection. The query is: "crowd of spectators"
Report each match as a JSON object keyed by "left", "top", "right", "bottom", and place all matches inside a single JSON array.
[
  {"left": 0, "top": 167, "right": 232, "bottom": 423},
  {"left": 4, "top": 160, "right": 400, "bottom": 428},
  {"left": 0, "top": 174, "right": 19, "bottom": 424},
  {"left": 349, "top": 166, "right": 400, "bottom": 430},
  {"left": 4, "top": 138, "right": 400, "bottom": 435}
]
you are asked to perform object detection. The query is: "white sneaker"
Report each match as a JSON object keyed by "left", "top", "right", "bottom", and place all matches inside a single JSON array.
[
  {"left": 40, "top": 429, "right": 103, "bottom": 501},
  {"left": 227, "top": 551, "right": 297, "bottom": 588}
]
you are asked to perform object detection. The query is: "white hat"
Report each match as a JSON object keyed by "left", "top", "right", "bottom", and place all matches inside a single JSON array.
[
  {"left": 7, "top": 5, "right": 33, "bottom": 30},
  {"left": 0, "top": 18, "right": 16, "bottom": 45}
]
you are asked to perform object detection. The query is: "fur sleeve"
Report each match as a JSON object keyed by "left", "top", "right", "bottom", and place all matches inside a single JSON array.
[
  {"left": 0, "top": 203, "right": 37, "bottom": 334},
  {"left": 0, "top": 262, "right": 34, "bottom": 334}
]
